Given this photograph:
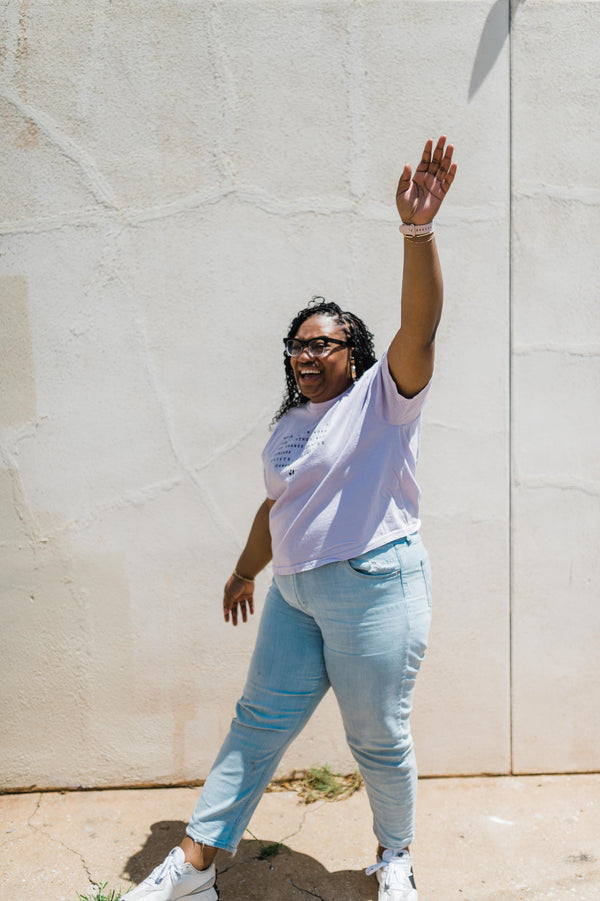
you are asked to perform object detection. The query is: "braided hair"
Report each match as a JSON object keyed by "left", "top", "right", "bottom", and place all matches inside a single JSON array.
[{"left": 272, "top": 296, "right": 377, "bottom": 424}]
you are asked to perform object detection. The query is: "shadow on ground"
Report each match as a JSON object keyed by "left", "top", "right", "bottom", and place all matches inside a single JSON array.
[
  {"left": 122, "top": 820, "right": 189, "bottom": 883},
  {"left": 123, "top": 821, "right": 376, "bottom": 900}
]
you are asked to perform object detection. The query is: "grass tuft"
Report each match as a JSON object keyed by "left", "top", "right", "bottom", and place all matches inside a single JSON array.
[
  {"left": 76, "top": 882, "right": 124, "bottom": 901},
  {"left": 246, "top": 828, "right": 290, "bottom": 861},
  {"left": 257, "top": 840, "right": 288, "bottom": 860},
  {"left": 268, "top": 764, "right": 363, "bottom": 804}
]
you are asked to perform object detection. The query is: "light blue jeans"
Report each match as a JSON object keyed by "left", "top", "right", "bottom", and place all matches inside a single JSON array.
[{"left": 187, "top": 534, "right": 432, "bottom": 852}]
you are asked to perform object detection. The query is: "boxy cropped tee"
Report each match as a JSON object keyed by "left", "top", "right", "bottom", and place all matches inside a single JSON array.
[{"left": 262, "top": 351, "right": 430, "bottom": 575}]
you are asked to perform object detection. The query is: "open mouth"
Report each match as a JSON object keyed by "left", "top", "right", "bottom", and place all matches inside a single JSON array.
[{"left": 298, "top": 367, "right": 321, "bottom": 382}]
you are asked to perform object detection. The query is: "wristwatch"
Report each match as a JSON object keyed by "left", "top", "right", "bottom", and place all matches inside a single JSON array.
[{"left": 398, "top": 221, "right": 434, "bottom": 237}]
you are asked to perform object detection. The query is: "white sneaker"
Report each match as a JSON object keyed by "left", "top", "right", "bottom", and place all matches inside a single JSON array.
[
  {"left": 121, "top": 847, "right": 218, "bottom": 901},
  {"left": 366, "top": 848, "right": 418, "bottom": 901}
]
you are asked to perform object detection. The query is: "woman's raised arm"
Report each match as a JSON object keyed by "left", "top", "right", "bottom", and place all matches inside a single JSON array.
[{"left": 387, "top": 136, "right": 457, "bottom": 398}]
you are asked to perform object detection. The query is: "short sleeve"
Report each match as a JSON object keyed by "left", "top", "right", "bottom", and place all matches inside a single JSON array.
[{"left": 374, "top": 350, "right": 431, "bottom": 425}]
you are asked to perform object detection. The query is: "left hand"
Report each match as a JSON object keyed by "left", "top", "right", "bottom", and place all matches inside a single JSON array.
[
  {"left": 223, "top": 573, "right": 255, "bottom": 626},
  {"left": 396, "top": 136, "right": 457, "bottom": 225}
]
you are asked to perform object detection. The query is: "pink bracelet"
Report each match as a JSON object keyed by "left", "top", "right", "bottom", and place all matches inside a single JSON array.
[{"left": 399, "top": 221, "right": 434, "bottom": 237}]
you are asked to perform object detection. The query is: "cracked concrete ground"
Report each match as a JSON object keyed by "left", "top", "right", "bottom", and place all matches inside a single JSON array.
[{"left": 1, "top": 775, "right": 600, "bottom": 900}]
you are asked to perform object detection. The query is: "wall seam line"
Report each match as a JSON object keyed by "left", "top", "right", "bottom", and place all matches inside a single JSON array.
[{"left": 508, "top": 0, "right": 515, "bottom": 776}]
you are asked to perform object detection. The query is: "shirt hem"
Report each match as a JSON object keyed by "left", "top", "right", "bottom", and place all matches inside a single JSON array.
[{"left": 272, "top": 523, "right": 421, "bottom": 575}]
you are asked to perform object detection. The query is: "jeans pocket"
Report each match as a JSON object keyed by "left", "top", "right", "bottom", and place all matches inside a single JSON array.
[
  {"left": 421, "top": 559, "right": 432, "bottom": 608},
  {"left": 347, "top": 542, "right": 401, "bottom": 577},
  {"left": 398, "top": 553, "right": 432, "bottom": 613}
]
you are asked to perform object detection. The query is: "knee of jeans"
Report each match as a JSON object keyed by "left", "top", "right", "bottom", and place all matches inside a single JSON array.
[
  {"left": 349, "top": 734, "right": 415, "bottom": 769},
  {"left": 344, "top": 709, "right": 414, "bottom": 750},
  {"left": 233, "top": 696, "right": 302, "bottom": 734}
]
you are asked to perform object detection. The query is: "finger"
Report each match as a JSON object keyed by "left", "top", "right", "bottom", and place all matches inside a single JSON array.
[
  {"left": 436, "top": 159, "right": 458, "bottom": 195},
  {"left": 248, "top": 597, "right": 254, "bottom": 616},
  {"left": 240, "top": 600, "right": 248, "bottom": 623},
  {"left": 433, "top": 145, "right": 453, "bottom": 192},
  {"left": 437, "top": 142, "right": 454, "bottom": 177},
  {"left": 431, "top": 134, "right": 446, "bottom": 158},
  {"left": 415, "top": 139, "right": 433, "bottom": 175},
  {"left": 231, "top": 602, "right": 238, "bottom": 626},
  {"left": 444, "top": 160, "right": 458, "bottom": 188},
  {"left": 429, "top": 135, "right": 447, "bottom": 175},
  {"left": 396, "top": 163, "right": 412, "bottom": 197}
]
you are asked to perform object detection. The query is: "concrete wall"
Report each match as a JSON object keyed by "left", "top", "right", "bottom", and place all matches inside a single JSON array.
[
  {"left": 0, "top": 0, "right": 598, "bottom": 791},
  {"left": 510, "top": 0, "right": 600, "bottom": 774}
]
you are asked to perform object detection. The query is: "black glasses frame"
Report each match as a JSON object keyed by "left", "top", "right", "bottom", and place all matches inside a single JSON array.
[{"left": 283, "top": 336, "right": 350, "bottom": 358}]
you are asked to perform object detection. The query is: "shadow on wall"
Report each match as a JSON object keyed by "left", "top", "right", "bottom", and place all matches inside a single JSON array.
[
  {"left": 122, "top": 820, "right": 376, "bottom": 900},
  {"left": 469, "top": 0, "right": 526, "bottom": 99}
]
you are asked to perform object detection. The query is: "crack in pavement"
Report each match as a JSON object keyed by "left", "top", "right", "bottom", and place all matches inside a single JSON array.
[
  {"left": 232, "top": 796, "right": 323, "bottom": 864},
  {"left": 25, "top": 794, "right": 98, "bottom": 889},
  {"left": 218, "top": 799, "right": 324, "bottom": 878},
  {"left": 278, "top": 799, "right": 323, "bottom": 845},
  {"left": 287, "top": 878, "right": 327, "bottom": 900}
]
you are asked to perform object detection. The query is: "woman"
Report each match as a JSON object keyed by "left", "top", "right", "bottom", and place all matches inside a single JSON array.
[{"left": 123, "top": 135, "right": 456, "bottom": 901}]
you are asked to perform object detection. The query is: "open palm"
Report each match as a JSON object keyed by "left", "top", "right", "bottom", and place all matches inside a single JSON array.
[{"left": 396, "top": 136, "right": 457, "bottom": 225}]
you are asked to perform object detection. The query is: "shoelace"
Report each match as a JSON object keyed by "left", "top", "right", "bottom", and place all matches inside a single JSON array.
[
  {"left": 149, "top": 848, "right": 184, "bottom": 887},
  {"left": 366, "top": 850, "right": 411, "bottom": 887}
]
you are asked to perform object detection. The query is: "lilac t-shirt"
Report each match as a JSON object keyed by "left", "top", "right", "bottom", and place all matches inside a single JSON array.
[{"left": 262, "top": 351, "right": 430, "bottom": 575}]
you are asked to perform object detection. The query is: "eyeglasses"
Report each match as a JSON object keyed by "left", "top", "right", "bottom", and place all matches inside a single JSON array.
[{"left": 283, "top": 336, "right": 350, "bottom": 358}]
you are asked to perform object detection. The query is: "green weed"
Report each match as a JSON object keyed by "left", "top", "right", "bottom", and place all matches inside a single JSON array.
[
  {"left": 76, "top": 882, "right": 123, "bottom": 901},
  {"left": 266, "top": 764, "right": 363, "bottom": 803},
  {"left": 257, "top": 840, "right": 288, "bottom": 861},
  {"left": 246, "top": 828, "right": 290, "bottom": 861},
  {"left": 298, "top": 765, "right": 363, "bottom": 803}
]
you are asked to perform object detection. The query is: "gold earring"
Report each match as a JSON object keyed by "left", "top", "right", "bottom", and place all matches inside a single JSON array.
[{"left": 350, "top": 357, "right": 357, "bottom": 381}]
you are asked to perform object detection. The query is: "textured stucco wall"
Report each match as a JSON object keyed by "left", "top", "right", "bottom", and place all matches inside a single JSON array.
[
  {"left": 0, "top": 0, "right": 598, "bottom": 791},
  {"left": 510, "top": 0, "right": 600, "bottom": 774}
]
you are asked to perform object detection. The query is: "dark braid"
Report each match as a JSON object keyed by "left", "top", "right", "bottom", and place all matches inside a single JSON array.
[{"left": 272, "top": 296, "right": 377, "bottom": 424}]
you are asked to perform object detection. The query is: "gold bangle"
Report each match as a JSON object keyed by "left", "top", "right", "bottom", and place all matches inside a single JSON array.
[
  {"left": 233, "top": 569, "right": 255, "bottom": 584},
  {"left": 403, "top": 232, "right": 435, "bottom": 243}
]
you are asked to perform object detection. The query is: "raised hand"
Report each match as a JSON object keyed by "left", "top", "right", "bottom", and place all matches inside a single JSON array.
[{"left": 396, "top": 136, "right": 457, "bottom": 225}]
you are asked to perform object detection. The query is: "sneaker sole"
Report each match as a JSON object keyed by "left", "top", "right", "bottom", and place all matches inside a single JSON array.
[{"left": 179, "top": 887, "right": 218, "bottom": 901}]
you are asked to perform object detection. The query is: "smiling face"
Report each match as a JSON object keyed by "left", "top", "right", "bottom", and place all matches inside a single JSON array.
[{"left": 290, "top": 313, "right": 354, "bottom": 403}]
